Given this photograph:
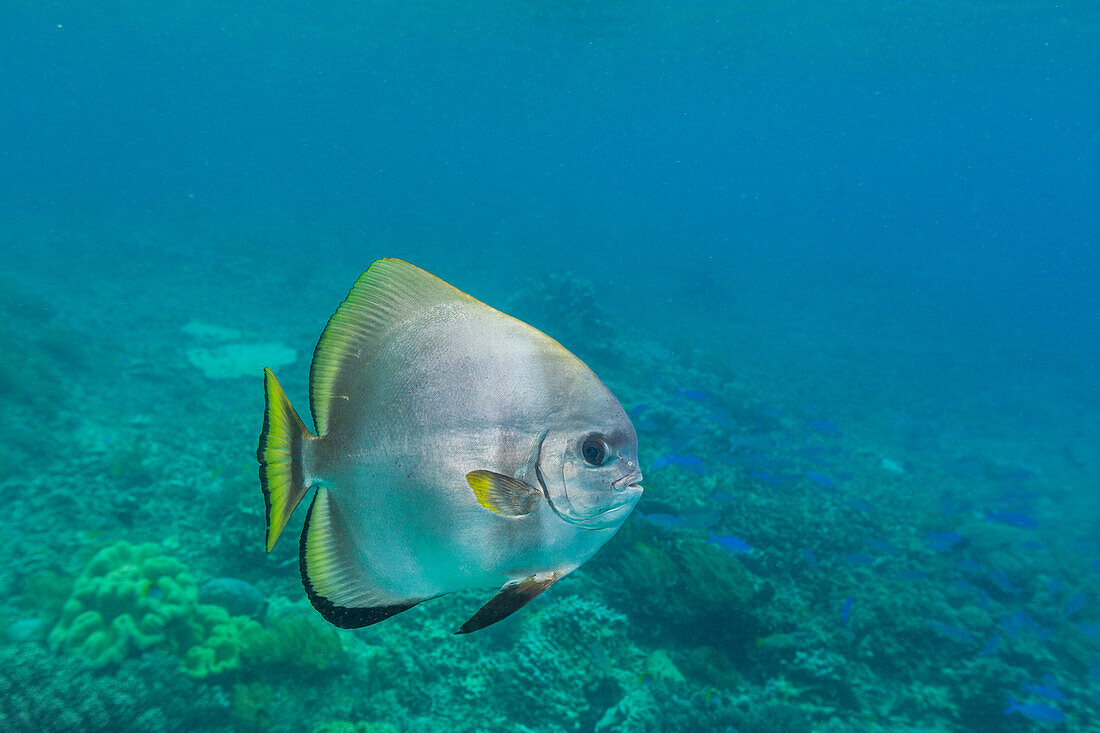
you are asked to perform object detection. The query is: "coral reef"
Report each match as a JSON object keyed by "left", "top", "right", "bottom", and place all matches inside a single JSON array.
[
  {"left": 8, "top": 227, "right": 1099, "bottom": 733},
  {"left": 0, "top": 645, "right": 230, "bottom": 732},
  {"left": 48, "top": 541, "right": 214, "bottom": 668},
  {"left": 46, "top": 540, "right": 347, "bottom": 684}
]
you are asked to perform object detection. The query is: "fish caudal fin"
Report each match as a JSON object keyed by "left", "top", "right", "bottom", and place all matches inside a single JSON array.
[
  {"left": 456, "top": 572, "right": 565, "bottom": 634},
  {"left": 258, "top": 368, "right": 316, "bottom": 552},
  {"left": 300, "top": 487, "right": 421, "bottom": 628}
]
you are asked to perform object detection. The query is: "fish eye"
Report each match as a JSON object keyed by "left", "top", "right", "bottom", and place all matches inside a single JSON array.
[{"left": 581, "top": 434, "right": 610, "bottom": 466}]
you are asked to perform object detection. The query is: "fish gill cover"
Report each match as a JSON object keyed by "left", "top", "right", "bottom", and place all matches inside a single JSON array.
[{"left": 1, "top": 1, "right": 1099, "bottom": 732}]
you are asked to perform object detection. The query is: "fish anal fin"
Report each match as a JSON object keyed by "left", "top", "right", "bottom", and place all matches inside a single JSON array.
[
  {"left": 456, "top": 572, "right": 564, "bottom": 634},
  {"left": 307, "top": 594, "right": 419, "bottom": 630},
  {"left": 466, "top": 470, "right": 541, "bottom": 517},
  {"left": 300, "top": 487, "right": 421, "bottom": 629}
]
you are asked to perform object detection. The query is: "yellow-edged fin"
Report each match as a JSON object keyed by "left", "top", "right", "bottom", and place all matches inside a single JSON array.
[
  {"left": 466, "top": 470, "right": 542, "bottom": 517},
  {"left": 257, "top": 368, "right": 316, "bottom": 552},
  {"left": 309, "top": 258, "right": 483, "bottom": 437},
  {"left": 300, "top": 487, "right": 421, "bottom": 629}
]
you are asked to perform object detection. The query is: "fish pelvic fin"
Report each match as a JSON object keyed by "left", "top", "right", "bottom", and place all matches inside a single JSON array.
[
  {"left": 466, "top": 470, "right": 542, "bottom": 517},
  {"left": 258, "top": 368, "right": 316, "bottom": 552},
  {"left": 300, "top": 487, "right": 422, "bottom": 629},
  {"left": 455, "top": 571, "right": 566, "bottom": 635}
]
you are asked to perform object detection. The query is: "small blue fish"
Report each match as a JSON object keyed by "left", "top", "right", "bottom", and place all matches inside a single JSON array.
[
  {"left": 710, "top": 491, "right": 733, "bottom": 503},
  {"left": 1000, "top": 612, "right": 1046, "bottom": 640},
  {"left": 1004, "top": 696, "right": 1065, "bottom": 724},
  {"left": 805, "top": 419, "right": 841, "bottom": 435},
  {"left": 865, "top": 539, "right": 901, "bottom": 555},
  {"left": 1065, "top": 591, "right": 1087, "bottom": 619},
  {"left": 636, "top": 511, "right": 684, "bottom": 530},
  {"left": 629, "top": 404, "right": 651, "bottom": 416},
  {"left": 841, "top": 553, "right": 874, "bottom": 566},
  {"left": 978, "top": 634, "right": 1002, "bottom": 657},
  {"left": 588, "top": 641, "right": 610, "bottom": 675},
  {"left": 802, "top": 547, "right": 818, "bottom": 567},
  {"left": 708, "top": 531, "right": 752, "bottom": 554},
  {"left": 984, "top": 510, "right": 1038, "bottom": 529},
  {"left": 987, "top": 569, "right": 1020, "bottom": 596},
  {"left": 651, "top": 455, "right": 705, "bottom": 474},
  {"left": 895, "top": 570, "right": 927, "bottom": 582},
  {"left": 804, "top": 472, "right": 836, "bottom": 490},
  {"left": 1023, "top": 674, "right": 1065, "bottom": 701},
  {"left": 747, "top": 471, "right": 785, "bottom": 486},
  {"left": 676, "top": 389, "right": 709, "bottom": 401},
  {"left": 927, "top": 621, "right": 977, "bottom": 646},
  {"left": 840, "top": 597, "right": 853, "bottom": 627},
  {"left": 925, "top": 532, "right": 964, "bottom": 552}
]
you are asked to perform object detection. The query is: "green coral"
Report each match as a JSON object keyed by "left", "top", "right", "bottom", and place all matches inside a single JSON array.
[
  {"left": 182, "top": 610, "right": 264, "bottom": 678},
  {"left": 676, "top": 541, "right": 757, "bottom": 616},
  {"left": 47, "top": 541, "right": 268, "bottom": 678},
  {"left": 593, "top": 530, "right": 759, "bottom": 643},
  {"left": 231, "top": 681, "right": 275, "bottom": 729},
  {"left": 48, "top": 542, "right": 205, "bottom": 667},
  {"left": 242, "top": 614, "right": 347, "bottom": 673}
]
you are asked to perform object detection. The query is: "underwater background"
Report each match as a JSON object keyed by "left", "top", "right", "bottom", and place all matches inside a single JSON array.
[{"left": 2, "top": 1, "right": 1099, "bottom": 731}]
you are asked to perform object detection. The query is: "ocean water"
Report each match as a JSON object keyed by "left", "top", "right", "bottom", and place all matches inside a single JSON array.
[{"left": 2, "top": 1, "right": 1099, "bottom": 731}]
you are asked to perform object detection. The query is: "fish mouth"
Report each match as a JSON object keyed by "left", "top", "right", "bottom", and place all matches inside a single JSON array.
[{"left": 612, "top": 471, "right": 644, "bottom": 492}]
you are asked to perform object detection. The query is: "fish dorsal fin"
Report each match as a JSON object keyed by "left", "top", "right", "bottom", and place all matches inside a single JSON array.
[
  {"left": 455, "top": 571, "right": 569, "bottom": 634},
  {"left": 300, "top": 487, "right": 420, "bottom": 628},
  {"left": 466, "top": 470, "right": 543, "bottom": 517},
  {"left": 309, "top": 258, "right": 481, "bottom": 437}
]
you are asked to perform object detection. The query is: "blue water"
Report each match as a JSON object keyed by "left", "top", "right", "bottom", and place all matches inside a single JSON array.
[{"left": 2, "top": 2, "right": 1099, "bottom": 731}]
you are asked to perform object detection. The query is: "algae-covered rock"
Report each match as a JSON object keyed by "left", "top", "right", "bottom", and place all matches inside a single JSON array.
[
  {"left": 186, "top": 342, "right": 296, "bottom": 379},
  {"left": 595, "top": 685, "right": 662, "bottom": 733},
  {"left": 644, "top": 649, "right": 686, "bottom": 685}
]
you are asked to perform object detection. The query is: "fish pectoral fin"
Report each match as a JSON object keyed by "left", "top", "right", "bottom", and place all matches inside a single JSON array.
[
  {"left": 300, "top": 487, "right": 421, "bottom": 629},
  {"left": 455, "top": 572, "right": 564, "bottom": 635},
  {"left": 466, "top": 470, "right": 542, "bottom": 517}
]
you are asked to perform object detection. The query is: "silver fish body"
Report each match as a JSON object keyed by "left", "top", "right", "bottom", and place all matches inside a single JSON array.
[{"left": 258, "top": 259, "right": 642, "bottom": 632}]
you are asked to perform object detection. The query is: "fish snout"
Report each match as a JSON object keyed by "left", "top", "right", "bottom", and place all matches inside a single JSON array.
[
  {"left": 613, "top": 470, "right": 644, "bottom": 493},
  {"left": 611, "top": 468, "right": 642, "bottom": 497}
]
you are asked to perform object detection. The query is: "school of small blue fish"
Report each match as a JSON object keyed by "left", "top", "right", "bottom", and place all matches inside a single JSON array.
[{"left": 625, "top": 382, "right": 1095, "bottom": 727}]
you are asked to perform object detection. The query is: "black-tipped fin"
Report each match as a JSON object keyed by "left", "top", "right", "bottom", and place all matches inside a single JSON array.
[
  {"left": 300, "top": 487, "right": 421, "bottom": 629},
  {"left": 466, "top": 470, "right": 542, "bottom": 517},
  {"left": 456, "top": 572, "right": 563, "bottom": 634}
]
